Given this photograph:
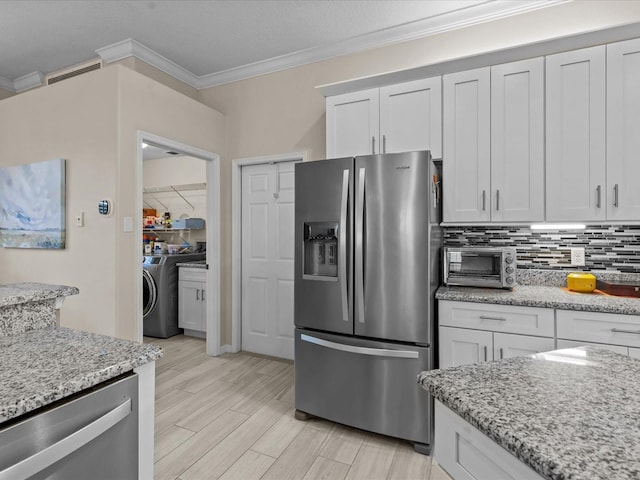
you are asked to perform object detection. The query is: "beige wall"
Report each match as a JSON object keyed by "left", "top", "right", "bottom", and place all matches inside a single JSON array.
[
  {"left": 0, "top": 67, "right": 120, "bottom": 335},
  {"left": 0, "top": 65, "right": 226, "bottom": 342},
  {"left": 196, "top": 0, "right": 640, "bottom": 346},
  {"left": 0, "top": 88, "right": 14, "bottom": 101},
  {"left": 116, "top": 57, "right": 200, "bottom": 101}
]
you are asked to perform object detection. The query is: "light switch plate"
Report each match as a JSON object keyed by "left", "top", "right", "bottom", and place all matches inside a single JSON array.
[{"left": 75, "top": 212, "right": 84, "bottom": 227}]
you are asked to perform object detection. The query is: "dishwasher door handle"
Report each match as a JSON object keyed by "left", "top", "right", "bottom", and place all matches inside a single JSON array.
[{"left": 0, "top": 399, "right": 132, "bottom": 480}]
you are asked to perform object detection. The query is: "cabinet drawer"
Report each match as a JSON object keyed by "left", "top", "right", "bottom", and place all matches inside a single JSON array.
[
  {"left": 179, "top": 267, "right": 206, "bottom": 282},
  {"left": 439, "top": 301, "right": 554, "bottom": 337},
  {"left": 493, "top": 333, "right": 555, "bottom": 360},
  {"left": 557, "top": 309, "right": 640, "bottom": 348}
]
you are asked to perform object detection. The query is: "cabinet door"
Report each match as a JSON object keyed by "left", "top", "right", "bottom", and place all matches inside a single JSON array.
[
  {"left": 607, "top": 38, "right": 640, "bottom": 220},
  {"left": 179, "top": 280, "right": 205, "bottom": 331},
  {"left": 443, "top": 67, "right": 491, "bottom": 222},
  {"left": 546, "top": 46, "right": 606, "bottom": 221},
  {"left": 556, "top": 339, "right": 628, "bottom": 355},
  {"left": 493, "top": 333, "right": 555, "bottom": 360},
  {"left": 326, "top": 88, "right": 379, "bottom": 158},
  {"left": 439, "top": 326, "right": 492, "bottom": 368},
  {"left": 379, "top": 77, "right": 442, "bottom": 157},
  {"left": 491, "top": 58, "right": 544, "bottom": 222}
]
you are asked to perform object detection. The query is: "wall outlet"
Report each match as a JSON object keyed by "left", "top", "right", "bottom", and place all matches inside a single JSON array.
[
  {"left": 75, "top": 212, "right": 84, "bottom": 227},
  {"left": 571, "top": 247, "right": 586, "bottom": 266}
]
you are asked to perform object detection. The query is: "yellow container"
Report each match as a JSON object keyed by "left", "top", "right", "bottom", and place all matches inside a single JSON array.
[{"left": 567, "top": 272, "right": 596, "bottom": 293}]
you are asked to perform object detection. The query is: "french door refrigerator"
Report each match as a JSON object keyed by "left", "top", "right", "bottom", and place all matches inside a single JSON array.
[{"left": 294, "top": 150, "right": 441, "bottom": 452}]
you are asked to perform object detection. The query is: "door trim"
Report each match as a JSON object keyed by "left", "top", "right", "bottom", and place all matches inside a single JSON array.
[
  {"left": 231, "top": 151, "right": 306, "bottom": 354},
  {"left": 136, "top": 131, "right": 221, "bottom": 356}
]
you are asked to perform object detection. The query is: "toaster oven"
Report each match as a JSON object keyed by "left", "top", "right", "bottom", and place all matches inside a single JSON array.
[{"left": 443, "top": 247, "right": 517, "bottom": 289}]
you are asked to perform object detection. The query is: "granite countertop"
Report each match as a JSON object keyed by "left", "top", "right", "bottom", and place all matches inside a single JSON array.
[
  {"left": 419, "top": 346, "right": 640, "bottom": 480},
  {"left": 0, "top": 327, "right": 162, "bottom": 424},
  {"left": 0, "top": 282, "right": 79, "bottom": 308},
  {"left": 437, "top": 269, "right": 640, "bottom": 315},
  {"left": 177, "top": 261, "right": 208, "bottom": 269}
]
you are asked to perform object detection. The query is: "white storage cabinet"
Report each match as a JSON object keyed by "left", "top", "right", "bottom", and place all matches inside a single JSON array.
[
  {"left": 178, "top": 267, "right": 206, "bottom": 335},
  {"left": 326, "top": 78, "right": 442, "bottom": 158},
  {"left": 439, "top": 301, "right": 555, "bottom": 368}
]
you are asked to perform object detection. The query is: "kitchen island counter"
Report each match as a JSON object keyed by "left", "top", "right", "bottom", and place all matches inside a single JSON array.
[
  {"left": 0, "top": 326, "right": 162, "bottom": 424},
  {"left": 419, "top": 346, "right": 640, "bottom": 480}
]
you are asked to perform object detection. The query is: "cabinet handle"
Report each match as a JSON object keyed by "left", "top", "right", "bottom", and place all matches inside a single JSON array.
[
  {"left": 201, "top": 289, "right": 205, "bottom": 301},
  {"left": 614, "top": 184, "right": 619, "bottom": 208},
  {"left": 496, "top": 190, "right": 500, "bottom": 211},
  {"left": 611, "top": 328, "right": 640, "bottom": 335},
  {"left": 196, "top": 289, "right": 199, "bottom": 301},
  {"left": 483, "top": 345, "right": 488, "bottom": 362},
  {"left": 382, "top": 135, "right": 386, "bottom": 154},
  {"left": 499, "top": 347, "right": 504, "bottom": 359},
  {"left": 482, "top": 190, "right": 486, "bottom": 211},
  {"left": 596, "top": 185, "right": 601, "bottom": 208},
  {"left": 372, "top": 136, "right": 375, "bottom": 154},
  {"left": 479, "top": 315, "right": 507, "bottom": 321}
]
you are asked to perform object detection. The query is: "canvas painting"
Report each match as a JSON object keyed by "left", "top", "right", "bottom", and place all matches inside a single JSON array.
[{"left": 0, "top": 158, "right": 66, "bottom": 249}]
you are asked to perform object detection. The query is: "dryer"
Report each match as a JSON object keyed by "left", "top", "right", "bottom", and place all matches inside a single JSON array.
[{"left": 143, "top": 253, "right": 206, "bottom": 338}]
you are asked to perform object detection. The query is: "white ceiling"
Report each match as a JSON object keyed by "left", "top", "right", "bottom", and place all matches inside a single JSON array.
[{"left": 0, "top": 0, "right": 566, "bottom": 92}]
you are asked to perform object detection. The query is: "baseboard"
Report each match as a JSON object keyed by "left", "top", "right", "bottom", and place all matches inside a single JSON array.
[{"left": 219, "top": 343, "right": 235, "bottom": 354}]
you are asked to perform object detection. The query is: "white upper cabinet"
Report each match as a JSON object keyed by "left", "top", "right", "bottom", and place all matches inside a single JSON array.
[
  {"left": 326, "top": 88, "right": 380, "bottom": 158},
  {"left": 546, "top": 46, "right": 606, "bottom": 222},
  {"left": 607, "top": 38, "right": 640, "bottom": 221},
  {"left": 379, "top": 77, "right": 442, "bottom": 157},
  {"left": 326, "top": 78, "right": 442, "bottom": 159},
  {"left": 443, "top": 67, "right": 491, "bottom": 222},
  {"left": 491, "top": 58, "right": 544, "bottom": 222}
]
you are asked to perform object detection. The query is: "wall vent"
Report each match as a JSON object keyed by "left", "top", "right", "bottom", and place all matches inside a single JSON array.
[{"left": 46, "top": 59, "right": 103, "bottom": 86}]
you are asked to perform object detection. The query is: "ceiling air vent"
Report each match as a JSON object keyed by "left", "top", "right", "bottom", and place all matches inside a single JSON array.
[{"left": 46, "top": 59, "right": 103, "bottom": 86}]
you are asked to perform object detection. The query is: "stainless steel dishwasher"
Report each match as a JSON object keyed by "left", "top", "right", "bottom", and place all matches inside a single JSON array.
[{"left": 0, "top": 373, "right": 138, "bottom": 480}]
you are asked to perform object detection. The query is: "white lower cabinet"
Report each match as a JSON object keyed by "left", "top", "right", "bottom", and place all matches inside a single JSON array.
[
  {"left": 439, "top": 301, "right": 555, "bottom": 368},
  {"left": 178, "top": 268, "right": 206, "bottom": 335},
  {"left": 434, "top": 400, "right": 545, "bottom": 480}
]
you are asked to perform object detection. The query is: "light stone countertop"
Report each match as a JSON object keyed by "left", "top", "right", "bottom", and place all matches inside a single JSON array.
[
  {"left": 437, "top": 269, "right": 640, "bottom": 315},
  {"left": 0, "top": 282, "right": 79, "bottom": 308},
  {"left": 0, "top": 327, "right": 162, "bottom": 424},
  {"left": 419, "top": 346, "right": 640, "bottom": 480}
]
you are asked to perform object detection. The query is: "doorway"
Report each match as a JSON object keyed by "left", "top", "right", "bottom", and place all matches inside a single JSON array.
[
  {"left": 136, "top": 131, "right": 221, "bottom": 356},
  {"left": 232, "top": 153, "right": 304, "bottom": 360}
]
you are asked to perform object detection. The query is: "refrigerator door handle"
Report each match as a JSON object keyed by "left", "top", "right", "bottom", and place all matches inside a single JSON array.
[
  {"left": 339, "top": 169, "right": 349, "bottom": 323},
  {"left": 355, "top": 167, "right": 366, "bottom": 324},
  {"left": 300, "top": 334, "right": 419, "bottom": 359}
]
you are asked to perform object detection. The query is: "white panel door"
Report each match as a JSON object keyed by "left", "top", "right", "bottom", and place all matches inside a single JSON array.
[
  {"left": 241, "top": 162, "right": 296, "bottom": 359},
  {"left": 379, "top": 77, "right": 442, "bottom": 157},
  {"left": 493, "top": 333, "right": 555, "bottom": 360},
  {"left": 439, "top": 326, "right": 492, "bottom": 368},
  {"left": 443, "top": 67, "right": 491, "bottom": 222},
  {"left": 546, "top": 46, "right": 606, "bottom": 221},
  {"left": 491, "top": 58, "right": 544, "bottom": 222},
  {"left": 607, "top": 38, "right": 640, "bottom": 221},
  {"left": 326, "top": 88, "right": 380, "bottom": 158}
]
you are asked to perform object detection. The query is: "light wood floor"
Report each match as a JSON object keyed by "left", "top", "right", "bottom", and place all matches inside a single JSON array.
[{"left": 147, "top": 334, "right": 452, "bottom": 480}]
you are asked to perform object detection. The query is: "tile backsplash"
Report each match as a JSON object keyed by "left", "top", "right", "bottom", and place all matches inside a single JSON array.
[{"left": 443, "top": 225, "right": 640, "bottom": 273}]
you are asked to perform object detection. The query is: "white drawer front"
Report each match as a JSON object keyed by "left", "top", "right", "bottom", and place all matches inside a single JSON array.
[
  {"left": 556, "top": 339, "right": 629, "bottom": 355},
  {"left": 179, "top": 267, "right": 207, "bottom": 282},
  {"left": 439, "top": 301, "right": 554, "bottom": 337},
  {"left": 557, "top": 309, "right": 640, "bottom": 348}
]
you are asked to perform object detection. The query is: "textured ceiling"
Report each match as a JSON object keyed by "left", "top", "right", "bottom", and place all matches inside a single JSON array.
[{"left": 0, "top": 0, "right": 565, "bottom": 88}]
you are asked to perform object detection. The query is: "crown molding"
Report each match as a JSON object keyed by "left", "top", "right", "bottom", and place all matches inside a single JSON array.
[
  {"left": 196, "top": 0, "right": 569, "bottom": 88},
  {"left": 0, "top": 76, "right": 14, "bottom": 92},
  {"left": 13, "top": 71, "right": 43, "bottom": 92},
  {"left": 96, "top": 38, "right": 200, "bottom": 89}
]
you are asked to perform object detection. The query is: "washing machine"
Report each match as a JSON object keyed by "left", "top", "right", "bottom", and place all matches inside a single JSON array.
[{"left": 142, "top": 253, "right": 206, "bottom": 338}]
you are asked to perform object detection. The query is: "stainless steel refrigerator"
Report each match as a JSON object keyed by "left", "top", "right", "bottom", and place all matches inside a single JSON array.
[{"left": 294, "top": 150, "right": 441, "bottom": 453}]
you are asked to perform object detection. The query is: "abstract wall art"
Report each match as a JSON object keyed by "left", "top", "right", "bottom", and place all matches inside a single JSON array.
[{"left": 0, "top": 158, "right": 66, "bottom": 249}]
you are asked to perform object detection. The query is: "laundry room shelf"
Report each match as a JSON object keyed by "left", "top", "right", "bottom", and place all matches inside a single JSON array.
[{"left": 143, "top": 182, "right": 206, "bottom": 210}]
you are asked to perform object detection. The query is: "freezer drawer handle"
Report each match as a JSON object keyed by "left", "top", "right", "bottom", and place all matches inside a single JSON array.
[
  {"left": 0, "top": 399, "right": 132, "bottom": 480},
  {"left": 340, "top": 169, "right": 349, "bottom": 323},
  {"left": 611, "top": 328, "right": 640, "bottom": 335},
  {"left": 301, "top": 334, "right": 419, "bottom": 359}
]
